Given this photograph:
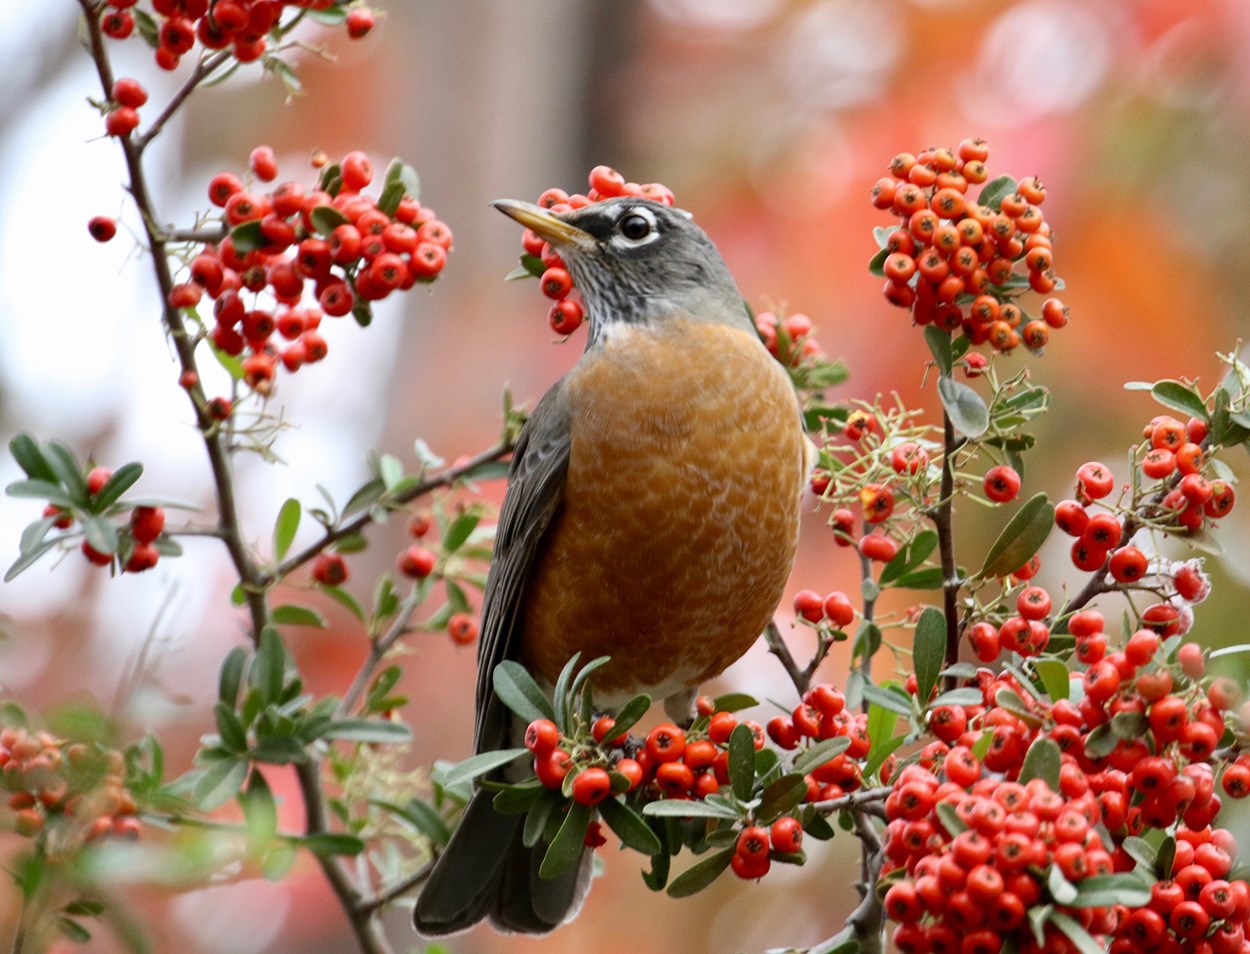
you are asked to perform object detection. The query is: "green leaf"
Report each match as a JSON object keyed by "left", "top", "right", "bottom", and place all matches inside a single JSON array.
[
  {"left": 63, "top": 898, "right": 105, "bottom": 918},
  {"left": 230, "top": 220, "right": 265, "bottom": 254},
  {"left": 322, "top": 585, "right": 365, "bottom": 622},
  {"left": 320, "top": 718, "right": 412, "bottom": 744},
  {"left": 19, "top": 515, "right": 57, "bottom": 554},
  {"left": 727, "top": 723, "right": 757, "bottom": 801},
  {"left": 378, "top": 453, "right": 404, "bottom": 491},
  {"left": 868, "top": 246, "right": 889, "bottom": 277},
  {"left": 309, "top": 205, "right": 349, "bottom": 236},
  {"left": 81, "top": 516, "right": 119, "bottom": 556},
  {"left": 219, "top": 648, "right": 247, "bottom": 708},
  {"left": 642, "top": 799, "right": 739, "bottom": 820},
  {"left": 1121, "top": 835, "right": 1157, "bottom": 872},
  {"left": 599, "top": 797, "right": 663, "bottom": 855},
  {"left": 1032, "top": 658, "right": 1070, "bottom": 702},
  {"left": 1018, "top": 736, "right": 1062, "bottom": 789},
  {"left": 272, "top": 498, "right": 301, "bottom": 561},
  {"left": 6, "top": 478, "right": 75, "bottom": 508},
  {"left": 978, "top": 175, "right": 1018, "bottom": 210},
  {"left": 852, "top": 620, "right": 883, "bottom": 662},
  {"left": 930, "top": 687, "right": 983, "bottom": 707},
  {"left": 10, "top": 434, "right": 57, "bottom": 482},
  {"left": 249, "top": 735, "right": 308, "bottom": 765},
  {"left": 1067, "top": 873, "right": 1151, "bottom": 908},
  {"left": 91, "top": 462, "right": 142, "bottom": 512},
  {"left": 522, "top": 788, "right": 560, "bottom": 848},
  {"left": 879, "top": 530, "right": 938, "bottom": 585},
  {"left": 254, "top": 626, "right": 287, "bottom": 705},
  {"left": 241, "top": 770, "right": 278, "bottom": 843},
  {"left": 935, "top": 801, "right": 967, "bottom": 836},
  {"left": 757, "top": 774, "right": 809, "bottom": 822},
  {"left": 300, "top": 832, "right": 366, "bottom": 857},
  {"left": 390, "top": 158, "right": 420, "bottom": 204},
  {"left": 492, "top": 661, "right": 556, "bottom": 724},
  {"left": 5, "top": 537, "right": 58, "bottom": 581},
  {"left": 1151, "top": 380, "right": 1208, "bottom": 421},
  {"left": 213, "top": 702, "right": 248, "bottom": 752},
  {"left": 893, "top": 566, "right": 944, "bottom": 589},
  {"left": 57, "top": 918, "right": 92, "bottom": 943},
  {"left": 193, "top": 756, "right": 248, "bottom": 810},
  {"left": 539, "top": 800, "right": 591, "bottom": 880},
  {"left": 792, "top": 736, "right": 851, "bottom": 775},
  {"left": 925, "top": 329, "right": 953, "bottom": 376},
  {"left": 912, "top": 607, "right": 947, "bottom": 705},
  {"left": 608, "top": 694, "right": 651, "bottom": 738},
  {"left": 1082, "top": 723, "right": 1117, "bottom": 759},
  {"left": 43, "top": 441, "right": 88, "bottom": 504},
  {"left": 860, "top": 682, "right": 912, "bottom": 716},
  {"left": 1050, "top": 912, "right": 1106, "bottom": 954},
  {"left": 938, "top": 375, "right": 990, "bottom": 438},
  {"left": 711, "top": 692, "right": 759, "bottom": 713},
  {"left": 666, "top": 848, "right": 734, "bottom": 898},
  {"left": 342, "top": 477, "right": 385, "bottom": 519},
  {"left": 978, "top": 493, "right": 1054, "bottom": 580},
  {"left": 1048, "top": 866, "right": 1079, "bottom": 906},
  {"left": 271, "top": 604, "right": 327, "bottom": 628},
  {"left": 442, "top": 510, "right": 481, "bottom": 554},
  {"left": 441, "top": 748, "right": 528, "bottom": 787}
]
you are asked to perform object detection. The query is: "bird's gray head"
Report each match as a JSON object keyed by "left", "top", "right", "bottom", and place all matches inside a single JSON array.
[{"left": 493, "top": 196, "right": 753, "bottom": 340}]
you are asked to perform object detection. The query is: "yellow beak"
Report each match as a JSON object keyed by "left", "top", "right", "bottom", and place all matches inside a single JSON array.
[{"left": 492, "top": 199, "right": 595, "bottom": 250}]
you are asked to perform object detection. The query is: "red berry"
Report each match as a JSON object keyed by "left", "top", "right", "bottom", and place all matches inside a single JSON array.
[
  {"left": 1109, "top": 545, "right": 1148, "bottom": 583},
  {"left": 88, "top": 216, "right": 117, "bottom": 242},
  {"left": 249, "top": 145, "right": 279, "bottom": 182},
  {"left": 1076, "top": 461, "right": 1115, "bottom": 500},
  {"left": 823, "top": 591, "right": 855, "bottom": 628},
  {"left": 129, "top": 506, "right": 165, "bottom": 544},
  {"left": 1016, "top": 585, "right": 1051, "bottom": 620},
  {"left": 397, "top": 545, "right": 436, "bottom": 579},
  {"left": 81, "top": 540, "right": 113, "bottom": 566},
  {"left": 534, "top": 749, "right": 571, "bottom": 788},
  {"left": 793, "top": 589, "right": 824, "bottom": 623},
  {"left": 86, "top": 466, "right": 113, "bottom": 496},
  {"left": 346, "top": 7, "right": 375, "bottom": 38},
  {"left": 769, "top": 816, "right": 802, "bottom": 854},
  {"left": 571, "top": 767, "right": 612, "bottom": 806},
  {"left": 645, "top": 724, "right": 686, "bottom": 763},
  {"left": 312, "top": 552, "right": 348, "bottom": 586},
  {"left": 105, "top": 106, "right": 140, "bottom": 138},
  {"left": 524, "top": 719, "right": 559, "bottom": 756},
  {"left": 858, "top": 533, "right": 898, "bottom": 562},
  {"left": 125, "top": 543, "right": 159, "bottom": 573},
  {"left": 1054, "top": 499, "right": 1089, "bottom": 536},
  {"left": 340, "top": 151, "right": 374, "bottom": 192},
  {"left": 548, "top": 299, "right": 584, "bottom": 336},
  {"left": 447, "top": 613, "right": 477, "bottom": 645}
]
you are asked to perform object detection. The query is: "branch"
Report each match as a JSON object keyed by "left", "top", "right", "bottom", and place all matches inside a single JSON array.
[
  {"left": 137, "top": 49, "right": 234, "bottom": 151},
  {"left": 294, "top": 760, "right": 393, "bottom": 954},
  {"left": 936, "top": 409, "right": 962, "bottom": 689},
  {"left": 78, "top": 0, "right": 269, "bottom": 642},
  {"left": 266, "top": 438, "right": 513, "bottom": 584}
]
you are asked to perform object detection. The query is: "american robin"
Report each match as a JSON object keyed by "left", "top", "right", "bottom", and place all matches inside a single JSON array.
[{"left": 413, "top": 196, "right": 809, "bottom": 936}]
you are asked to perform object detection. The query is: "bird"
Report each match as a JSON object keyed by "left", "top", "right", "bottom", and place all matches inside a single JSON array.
[{"left": 413, "top": 195, "right": 810, "bottom": 936}]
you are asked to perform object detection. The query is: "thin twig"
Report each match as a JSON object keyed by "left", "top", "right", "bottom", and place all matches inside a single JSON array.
[
  {"left": 358, "top": 860, "right": 434, "bottom": 916},
  {"left": 336, "top": 587, "right": 425, "bottom": 717},
  {"left": 937, "top": 410, "right": 962, "bottom": 688},
  {"left": 266, "top": 438, "right": 513, "bottom": 584},
  {"left": 765, "top": 619, "right": 808, "bottom": 697},
  {"left": 165, "top": 225, "right": 229, "bottom": 245},
  {"left": 136, "top": 49, "right": 233, "bottom": 152}
]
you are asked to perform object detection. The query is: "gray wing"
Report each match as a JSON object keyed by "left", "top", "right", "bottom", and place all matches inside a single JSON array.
[{"left": 473, "top": 380, "right": 571, "bottom": 754}]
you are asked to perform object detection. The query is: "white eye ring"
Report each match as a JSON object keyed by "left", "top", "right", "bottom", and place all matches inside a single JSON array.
[{"left": 611, "top": 206, "right": 660, "bottom": 247}]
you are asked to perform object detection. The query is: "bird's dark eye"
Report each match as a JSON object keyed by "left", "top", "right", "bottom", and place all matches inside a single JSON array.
[{"left": 619, "top": 213, "right": 652, "bottom": 241}]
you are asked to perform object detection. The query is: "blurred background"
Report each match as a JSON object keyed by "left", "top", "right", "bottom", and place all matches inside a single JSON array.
[{"left": 3, "top": 0, "right": 1250, "bottom": 951}]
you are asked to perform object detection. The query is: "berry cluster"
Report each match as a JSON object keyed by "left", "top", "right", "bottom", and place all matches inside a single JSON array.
[
  {"left": 1, "top": 727, "right": 139, "bottom": 844},
  {"left": 764, "top": 683, "right": 872, "bottom": 800},
  {"left": 513, "top": 165, "right": 674, "bottom": 336},
  {"left": 886, "top": 637, "right": 1250, "bottom": 953},
  {"left": 96, "top": 1, "right": 374, "bottom": 72},
  {"left": 63, "top": 467, "right": 169, "bottom": 572},
  {"left": 871, "top": 139, "right": 1070, "bottom": 354},
  {"left": 181, "top": 150, "right": 449, "bottom": 397},
  {"left": 753, "top": 311, "right": 827, "bottom": 369}
]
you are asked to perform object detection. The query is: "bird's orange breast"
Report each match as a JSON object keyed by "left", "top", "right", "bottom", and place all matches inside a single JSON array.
[{"left": 518, "top": 318, "right": 807, "bottom": 704}]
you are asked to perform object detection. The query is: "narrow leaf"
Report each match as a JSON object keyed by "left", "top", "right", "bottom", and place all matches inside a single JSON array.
[
  {"left": 241, "top": 770, "right": 278, "bottom": 843},
  {"left": 1050, "top": 912, "right": 1106, "bottom": 954},
  {"left": 213, "top": 702, "right": 248, "bottom": 752},
  {"left": 320, "top": 718, "right": 412, "bottom": 743},
  {"left": 82, "top": 516, "right": 119, "bottom": 556},
  {"left": 1032, "top": 658, "right": 1070, "bottom": 702},
  {"left": 979, "top": 493, "right": 1054, "bottom": 580},
  {"left": 441, "top": 748, "right": 528, "bottom": 787},
  {"left": 538, "top": 801, "right": 591, "bottom": 880},
  {"left": 322, "top": 585, "right": 365, "bottom": 622},
  {"left": 711, "top": 692, "right": 759, "bottom": 713},
  {"left": 1067, "top": 873, "right": 1151, "bottom": 908},
  {"left": 912, "top": 607, "right": 947, "bottom": 705},
  {"left": 309, "top": 206, "right": 349, "bottom": 236},
  {"left": 792, "top": 736, "right": 851, "bottom": 775},
  {"left": 9, "top": 434, "right": 57, "bottom": 482},
  {"left": 757, "top": 774, "right": 809, "bottom": 822},
  {"left": 91, "top": 462, "right": 142, "bottom": 511},
  {"left": 442, "top": 510, "right": 481, "bottom": 554},
  {"left": 193, "top": 756, "right": 248, "bottom": 810},
  {"left": 1018, "top": 737, "right": 1062, "bottom": 790},
  {"left": 43, "top": 441, "right": 88, "bottom": 503},
  {"left": 254, "top": 626, "right": 287, "bottom": 705},
  {"left": 301, "top": 832, "right": 366, "bottom": 856},
  {"left": 5, "top": 479, "right": 75, "bottom": 508},
  {"left": 860, "top": 682, "right": 912, "bottom": 716},
  {"left": 492, "top": 661, "right": 556, "bottom": 723},
  {"left": 271, "top": 604, "right": 327, "bottom": 628},
  {"left": 599, "top": 797, "right": 663, "bottom": 855},
  {"left": 925, "top": 329, "right": 953, "bottom": 376},
  {"left": 938, "top": 376, "right": 990, "bottom": 438},
  {"left": 666, "top": 848, "right": 734, "bottom": 898},
  {"left": 609, "top": 694, "right": 651, "bottom": 738},
  {"left": 642, "top": 799, "right": 739, "bottom": 820},
  {"left": 1151, "top": 380, "right": 1208, "bottom": 420},
  {"left": 273, "top": 498, "right": 301, "bottom": 561},
  {"left": 728, "top": 723, "right": 756, "bottom": 801}
]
